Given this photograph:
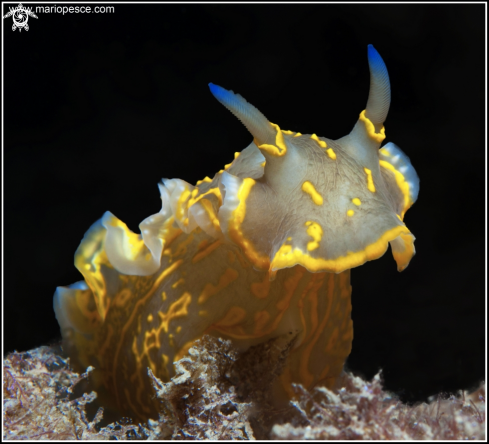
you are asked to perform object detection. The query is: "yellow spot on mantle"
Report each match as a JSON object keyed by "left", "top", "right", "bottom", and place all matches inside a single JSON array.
[
  {"left": 147, "top": 314, "right": 153, "bottom": 323},
  {"left": 310, "top": 133, "right": 327, "bottom": 148},
  {"left": 364, "top": 168, "right": 376, "bottom": 192},
  {"left": 326, "top": 148, "right": 336, "bottom": 160},
  {"left": 352, "top": 198, "right": 361, "bottom": 206},
  {"left": 305, "top": 221, "right": 323, "bottom": 251},
  {"left": 347, "top": 210, "right": 354, "bottom": 217},
  {"left": 302, "top": 181, "right": 323, "bottom": 205}
]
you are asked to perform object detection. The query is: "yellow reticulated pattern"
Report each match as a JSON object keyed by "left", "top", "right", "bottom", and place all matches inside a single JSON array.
[{"left": 55, "top": 71, "right": 417, "bottom": 424}]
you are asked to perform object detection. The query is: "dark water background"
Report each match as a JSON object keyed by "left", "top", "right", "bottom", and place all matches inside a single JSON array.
[{"left": 4, "top": 3, "right": 485, "bottom": 404}]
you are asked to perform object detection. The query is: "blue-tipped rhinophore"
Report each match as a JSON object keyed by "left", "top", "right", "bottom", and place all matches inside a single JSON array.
[
  {"left": 208, "top": 82, "right": 276, "bottom": 145},
  {"left": 365, "top": 44, "right": 391, "bottom": 126}
]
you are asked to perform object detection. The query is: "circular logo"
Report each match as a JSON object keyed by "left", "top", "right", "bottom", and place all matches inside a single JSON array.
[{"left": 12, "top": 9, "right": 28, "bottom": 28}]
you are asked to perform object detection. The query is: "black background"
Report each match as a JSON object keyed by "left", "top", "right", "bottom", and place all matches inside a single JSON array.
[{"left": 4, "top": 3, "right": 485, "bottom": 404}]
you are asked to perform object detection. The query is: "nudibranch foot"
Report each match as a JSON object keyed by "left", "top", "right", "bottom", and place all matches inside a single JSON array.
[{"left": 54, "top": 45, "right": 418, "bottom": 422}]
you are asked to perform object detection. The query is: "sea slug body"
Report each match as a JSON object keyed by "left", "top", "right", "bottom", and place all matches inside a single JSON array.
[{"left": 54, "top": 45, "right": 419, "bottom": 421}]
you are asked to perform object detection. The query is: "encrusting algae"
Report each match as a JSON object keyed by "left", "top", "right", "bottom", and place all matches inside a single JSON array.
[{"left": 3, "top": 341, "right": 485, "bottom": 440}]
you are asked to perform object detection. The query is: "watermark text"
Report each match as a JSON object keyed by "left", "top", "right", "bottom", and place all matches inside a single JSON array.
[{"left": 36, "top": 5, "right": 114, "bottom": 15}]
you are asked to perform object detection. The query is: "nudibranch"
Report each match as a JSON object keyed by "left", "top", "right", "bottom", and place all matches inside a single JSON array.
[{"left": 54, "top": 45, "right": 419, "bottom": 421}]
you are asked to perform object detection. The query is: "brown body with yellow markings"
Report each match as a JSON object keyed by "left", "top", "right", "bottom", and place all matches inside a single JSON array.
[
  {"left": 54, "top": 46, "right": 418, "bottom": 422},
  {"left": 58, "top": 217, "right": 352, "bottom": 421}
]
